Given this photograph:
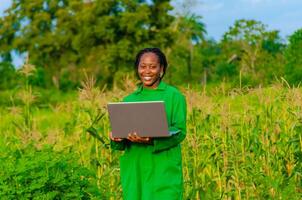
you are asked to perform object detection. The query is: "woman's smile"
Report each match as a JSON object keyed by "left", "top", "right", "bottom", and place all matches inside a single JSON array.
[{"left": 142, "top": 76, "right": 152, "bottom": 81}]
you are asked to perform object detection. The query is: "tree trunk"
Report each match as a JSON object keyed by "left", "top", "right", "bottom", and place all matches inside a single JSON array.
[{"left": 188, "top": 43, "right": 193, "bottom": 78}]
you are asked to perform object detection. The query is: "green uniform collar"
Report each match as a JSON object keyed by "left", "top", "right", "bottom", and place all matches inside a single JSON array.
[{"left": 134, "top": 81, "right": 167, "bottom": 94}]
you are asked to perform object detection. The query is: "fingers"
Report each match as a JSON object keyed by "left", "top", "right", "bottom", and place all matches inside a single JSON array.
[
  {"left": 109, "top": 131, "right": 123, "bottom": 142},
  {"left": 127, "top": 132, "right": 137, "bottom": 141},
  {"left": 140, "top": 137, "right": 150, "bottom": 142},
  {"left": 113, "top": 138, "right": 123, "bottom": 142},
  {"left": 109, "top": 131, "right": 150, "bottom": 143},
  {"left": 128, "top": 132, "right": 150, "bottom": 143},
  {"left": 128, "top": 132, "right": 140, "bottom": 142}
]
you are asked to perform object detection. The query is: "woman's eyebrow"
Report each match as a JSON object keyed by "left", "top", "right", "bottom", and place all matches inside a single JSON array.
[{"left": 140, "top": 62, "right": 157, "bottom": 65}]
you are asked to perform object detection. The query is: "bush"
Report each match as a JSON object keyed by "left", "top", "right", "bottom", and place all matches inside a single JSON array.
[
  {"left": 0, "top": 146, "right": 101, "bottom": 199},
  {"left": 28, "top": 66, "right": 47, "bottom": 88},
  {"left": 0, "top": 62, "right": 17, "bottom": 89},
  {"left": 215, "top": 62, "right": 238, "bottom": 81}
]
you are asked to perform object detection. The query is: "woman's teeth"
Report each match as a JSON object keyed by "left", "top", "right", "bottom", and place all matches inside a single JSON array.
[{"left": 143, "top": 77, "right": 152, "bottom": 81}]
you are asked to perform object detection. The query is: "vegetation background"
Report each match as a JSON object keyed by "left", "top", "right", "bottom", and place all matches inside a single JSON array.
[{"left": 0, "top": 0, "right": 301, "bottom": 199}]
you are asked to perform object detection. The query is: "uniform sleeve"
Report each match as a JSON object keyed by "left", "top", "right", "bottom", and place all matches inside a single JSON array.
[
  {"left": 110, "top": 140, "right": 126, "bottom": 151},
  {"left": 153, "top": 93, "right": 187, "bottom": 153}
]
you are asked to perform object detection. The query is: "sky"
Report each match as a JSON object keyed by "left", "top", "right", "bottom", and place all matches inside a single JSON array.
[
  {"left": 1, "top": 0, "right": 302, "bottom": 66},
  {"left": 182, "top": 0, "right": 302, "bottom": 41}
]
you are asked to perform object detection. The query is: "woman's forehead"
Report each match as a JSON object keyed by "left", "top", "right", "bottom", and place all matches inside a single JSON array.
[{"left": 140, "top": 52, "right": 159, "bottom": 63}]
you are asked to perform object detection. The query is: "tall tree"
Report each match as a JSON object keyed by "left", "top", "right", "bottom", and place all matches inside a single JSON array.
[
  {"left": 285, "top": 29, "right": 302, "bottom": 85},
  {"left": 222, "top": 19, "right": 285, "bottom": 84},
  {"left": 168, "top": 13, "right": 206, "bottom": 83}
]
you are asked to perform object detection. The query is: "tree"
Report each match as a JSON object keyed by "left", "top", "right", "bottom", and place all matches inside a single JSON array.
[
  {"left": 0, "top": 0, "right": 175, "bottom": 88},
  {"left": 168, "top": 13, "right": 206, "bottom": 84},
  {"left": 199, "top": 39, "right": 222, "bottom": 84},
  {"left": 222, "top": 19, "right": 285, "bottom": 85},
  {"left": 285, "top": 29, "right": 302, "bottom": 85}
]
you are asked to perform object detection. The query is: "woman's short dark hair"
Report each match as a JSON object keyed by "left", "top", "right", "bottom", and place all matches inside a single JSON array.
[{"left": 134, "top": 47, "right": 168, "bottom": 79}]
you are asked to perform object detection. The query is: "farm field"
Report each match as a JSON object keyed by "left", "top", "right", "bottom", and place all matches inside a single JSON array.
[{"left": 0, "top": 82, "right": 301, "bottom": 199}]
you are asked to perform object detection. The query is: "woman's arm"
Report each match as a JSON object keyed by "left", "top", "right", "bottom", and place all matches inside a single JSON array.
[{"left": 153, "top": 93, "right": 187, "bottom": 153}]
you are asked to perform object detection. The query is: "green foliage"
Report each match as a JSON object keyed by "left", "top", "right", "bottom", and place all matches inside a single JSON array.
[
  {"left": 182, "top": 86, "right": 302, "bottom": 199},
  {"left": 167, "top": 13, "right": 206, "bottom": 83},
  {"left": 285, "top": 29, "right": 302, "bottom": 85},
  {"left": 221, "top": 19, "right": 285, "bottom": 84},
  {"left": 58, "top": 68, "right": 80, "bottom": 91},
  {"left": 28, "top": 66, "right": 47, "bottom": 88},
  {"left": 0, "top": 0, "right": 175, "bottom": 88},
  {"left": 0, "top": 62, "right": 17, "bottom": 89},
  {"left": 0, "top": 1, "right": 295, "bottom": 89},
  {"left": 223, "top": 19, "right": 268, "bottom": 44},
  {"left": 1, "top": 85, "right": 302, "bottom": 199},
  {"left": 0, "top": 146, "right": 101, "bottom": 199},
  {"left": 215, "top": 62, "right": 238, "bottom": 81},
  {"left": 262, "top": 31, "right": 285, "bottom": 54}
]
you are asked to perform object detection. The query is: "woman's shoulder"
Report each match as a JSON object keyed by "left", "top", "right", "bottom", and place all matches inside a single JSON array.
[
  {"left": 164, "top": 82, "right": 185, "bottom": 97},
  {"left": 163, "top": 83, "right": 186, "bottom": 104}
]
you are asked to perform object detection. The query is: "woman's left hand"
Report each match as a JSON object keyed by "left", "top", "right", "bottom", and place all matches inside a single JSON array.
[{"left": 127, "top": 132, "right": 151, "bottom": 144}]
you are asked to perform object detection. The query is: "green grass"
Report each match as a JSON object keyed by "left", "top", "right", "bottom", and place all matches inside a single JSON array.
[{"left": 0, "top": 85, "right": 301, "bottom": 199}]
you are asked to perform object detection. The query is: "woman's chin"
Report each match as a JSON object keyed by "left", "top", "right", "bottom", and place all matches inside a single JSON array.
[
  {"left": 142, "top": 80, "right": 159, "bottom": 88},
  {"left": 143, "top": 82, "right": 153, "bottom": 87}
]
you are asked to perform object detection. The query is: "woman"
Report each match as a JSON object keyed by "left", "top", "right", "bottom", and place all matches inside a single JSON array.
[{"left": 110, "top": 48, "right": 187, "bottom": 200}]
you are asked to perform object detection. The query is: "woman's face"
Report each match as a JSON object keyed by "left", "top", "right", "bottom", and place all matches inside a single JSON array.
[{"left": 138, "top": 52, "right": 163, "bottom": 89}]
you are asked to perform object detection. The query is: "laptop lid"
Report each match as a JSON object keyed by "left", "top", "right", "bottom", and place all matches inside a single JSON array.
[{"left": 107, "top": 101, "right": 169, "bottom": 138}]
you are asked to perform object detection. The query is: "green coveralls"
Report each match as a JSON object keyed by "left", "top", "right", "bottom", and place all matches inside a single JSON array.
[{"left": 111, "top": 81, "right": 187, "bottom": 200}]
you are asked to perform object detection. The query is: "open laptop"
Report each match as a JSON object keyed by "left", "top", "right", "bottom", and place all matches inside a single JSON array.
[{"left": 107, "top": 101, "right": 169, "bottom": 138}]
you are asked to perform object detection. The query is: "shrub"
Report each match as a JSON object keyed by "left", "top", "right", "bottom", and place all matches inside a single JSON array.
[
  {"left": 0, "top": 146, "right": 101, "bottom": 199},
  {"left": 0, "top": 62, "right": 17, "bottom": 89}
]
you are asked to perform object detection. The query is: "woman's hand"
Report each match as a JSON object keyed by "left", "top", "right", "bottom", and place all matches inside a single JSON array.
[
  {"left": 109, "top": 132, "right": 124, "bottom": 142},
  {"left": 127, "top": 132, "right": 151, "bottom": 143}
]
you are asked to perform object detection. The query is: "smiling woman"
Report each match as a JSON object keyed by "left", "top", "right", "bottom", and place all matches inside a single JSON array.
[{"left": 110, "top": 48, "right": 187, "bottom": 200}]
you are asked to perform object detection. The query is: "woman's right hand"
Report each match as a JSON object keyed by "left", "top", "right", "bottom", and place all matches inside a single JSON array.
[{"left": 109, "top": 132, "right": 124, "bottom": 142}]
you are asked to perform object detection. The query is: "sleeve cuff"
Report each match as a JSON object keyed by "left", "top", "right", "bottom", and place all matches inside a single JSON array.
[
  {"left": 110, "top": 140, "right": 126, "bottom": 151},
  {"left": 152, "top": 131, "right": 185, "bottom": 153}
]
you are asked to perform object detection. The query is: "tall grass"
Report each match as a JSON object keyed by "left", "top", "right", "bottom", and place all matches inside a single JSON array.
[
  {"left": 0, "top": 75, "right": 301, "bottom": 199},
  {"left": 182, "top": 85, "right": 302, "bottom": 199}
]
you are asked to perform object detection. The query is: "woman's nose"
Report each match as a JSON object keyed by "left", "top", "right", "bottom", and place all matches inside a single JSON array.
[{"left": 145, "top": 66, "right": 151, "bottom": 72}]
